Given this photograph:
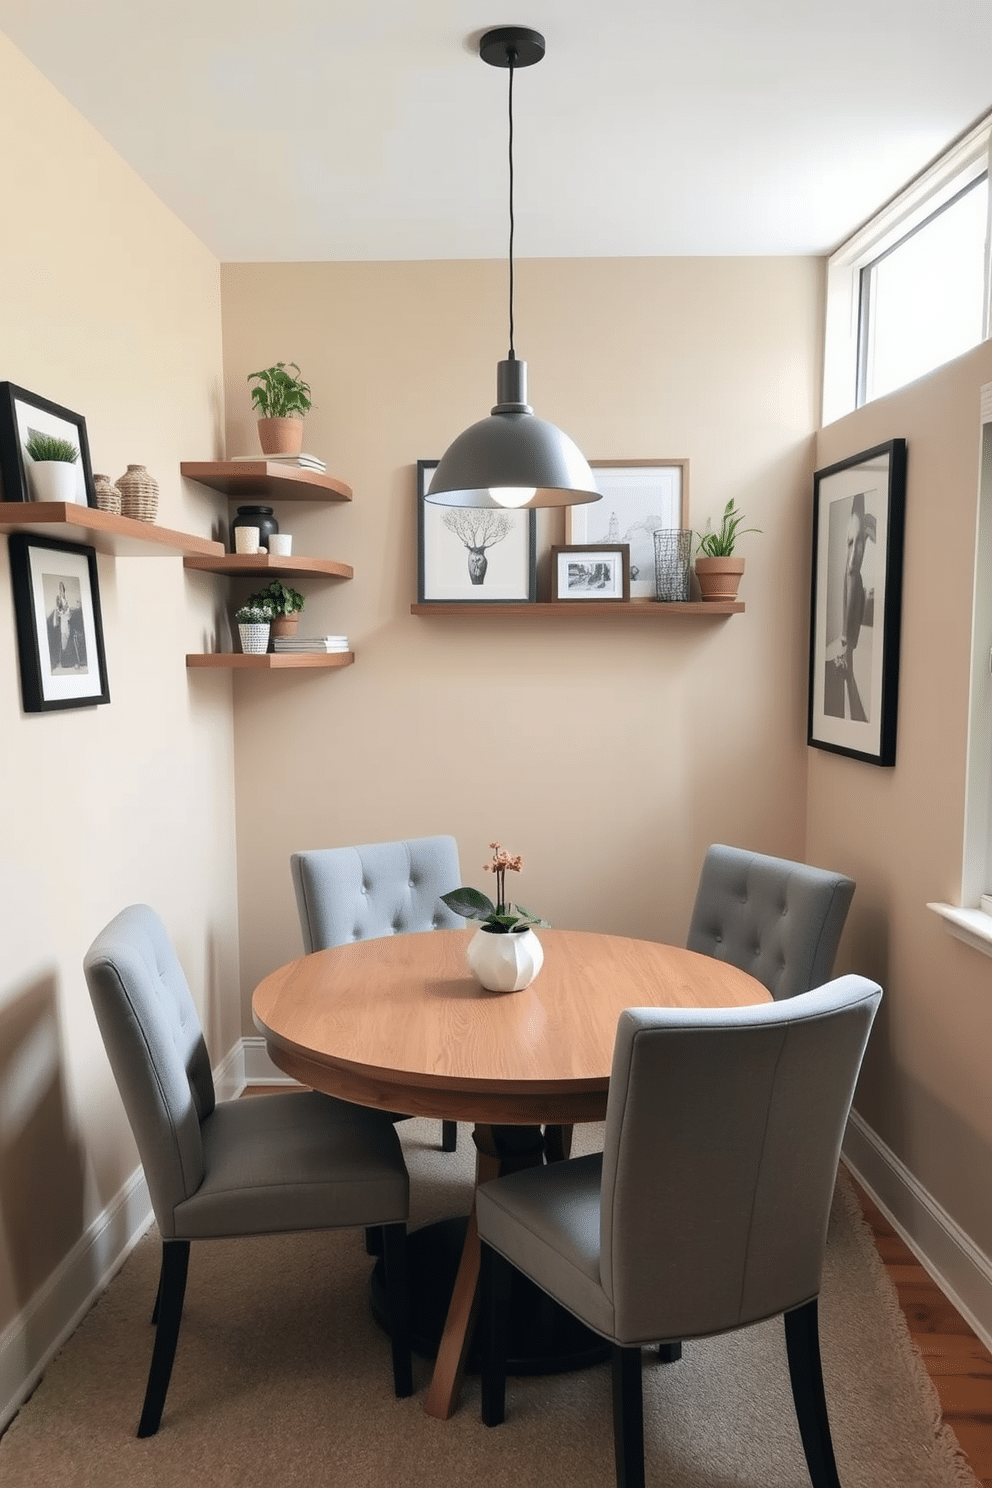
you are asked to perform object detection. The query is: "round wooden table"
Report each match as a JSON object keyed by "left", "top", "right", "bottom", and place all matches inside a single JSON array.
[{"left": 252, "top": 927, "right": 769, "bottom": 1417}]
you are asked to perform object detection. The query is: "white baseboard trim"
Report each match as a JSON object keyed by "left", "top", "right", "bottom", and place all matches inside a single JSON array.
[
  {"left": 0, "top": 1165, "right": 153, "bottom": 1434},
  {"left": 843, "top": 1109, "right": 992, "bottom": 1354},
  {"left": 0, "top": 1038, "right": 263, "bottom": 1433}
]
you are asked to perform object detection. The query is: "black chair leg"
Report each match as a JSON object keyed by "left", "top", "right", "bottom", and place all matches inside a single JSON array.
[
  {"left": 784, "top": 1299, "right": 843, "bottom": 1488},
  {"left": 657, "top": 1341, "right": 682, "bottom": 1363},
  {"left": 381, "top": 1222, "right": 413, "bottom": 1398},
  {"left": 543, "top": 1124, "right": 574, "bottom": 1163},
  {"left": 441, "top": 1120, "right": 457, "bottom": 1152},
  {"left": 365, "top": 1224, "right": 384, "bottom": 1256},
  {"left": 611, "top": 1345, "right": 645, "bottom": 1488},
  {"left": 481, "top": 1243, "right": 512, "bottom": 1427},
  {"left": 137, "top": 1240, "right": 190, "bottom": 1438}
]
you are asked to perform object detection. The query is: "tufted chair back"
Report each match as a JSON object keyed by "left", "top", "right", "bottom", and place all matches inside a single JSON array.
[
  {"left": 686, "top": 843, "right": 855, "bottom": 1001},
  {"left": 83, "top": 903, "right": 215, "bottom": 1237},
  {"left": 290, "top": 835, "right": 463, "bottom": 952}
]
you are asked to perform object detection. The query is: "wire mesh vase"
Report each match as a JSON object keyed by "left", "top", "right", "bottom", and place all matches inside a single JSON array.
[{"left": 653, "top": 528, "right": 692, "bottom": 602}]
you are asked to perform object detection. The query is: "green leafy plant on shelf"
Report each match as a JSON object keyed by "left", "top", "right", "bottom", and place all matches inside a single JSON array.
[
  {"left": 246, "top": 362, "right": 313, "bottom": 419},
  {"left": 696, "top": 498, "right": 761, "bottom": 557},
  {"left": 25, "top": 431, "right": 79, "bottom": 463},
  {"left": 441, "top": 841, "right": 550, "bottom": 935},
  {"left": 244, "top": 579, "right": 305, "bottom": 617}
]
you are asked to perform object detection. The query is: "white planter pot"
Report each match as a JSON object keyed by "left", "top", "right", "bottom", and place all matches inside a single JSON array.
[
  {"left": 466, "top": 927, "right": 544, "bottom": 992},
  {"left": 238, "top": 622, "right": 270, "bottom": 655},
  {"left": 28, "top": 461, "right": 78, "bottom": 503}
]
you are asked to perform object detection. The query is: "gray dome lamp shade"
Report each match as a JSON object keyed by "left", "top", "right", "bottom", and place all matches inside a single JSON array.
[{"left": 425, "top": 27, "right": 601, "bottom": 513}]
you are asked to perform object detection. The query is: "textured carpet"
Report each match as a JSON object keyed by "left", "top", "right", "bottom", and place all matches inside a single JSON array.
[{"left": 0, "top": 1119, "right": 978, "bottom": 1488}]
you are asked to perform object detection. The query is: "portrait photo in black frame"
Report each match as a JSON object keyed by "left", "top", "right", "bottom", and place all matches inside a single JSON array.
[
  {"left": 0, "top": 381, "right": 96, "bottom": 507},
  {"left": 8, "top": 533, "right": 110, "bottom": 712},
  {"left": 416, "top": 459, "right": 537, "bottom": 603},
  {"left": 808, "top": 439, "right": 907, "bottom": 766}
]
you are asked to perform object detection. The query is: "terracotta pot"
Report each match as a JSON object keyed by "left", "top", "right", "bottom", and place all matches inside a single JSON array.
[
  {"left": 257, "top": 417, "right": 304, "bottom": 456},
  {"left": 270, "top": 614, "right": 300, "bottom": 640},
  {"left": 694, "top": 556, "right": 745, "bottom": 601}
]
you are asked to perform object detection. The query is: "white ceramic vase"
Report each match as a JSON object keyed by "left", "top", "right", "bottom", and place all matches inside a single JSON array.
[
  {"left": 466, "top": 926, "right": 544, "bottom": 992},
  {"left": 28, "top": 461, "right": 78, "bottom": 502},
  {"left": 238, "top": 622, "right": 270, "bottom": 655}
]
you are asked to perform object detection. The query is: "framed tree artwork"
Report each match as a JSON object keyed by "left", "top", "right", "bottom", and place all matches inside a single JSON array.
[
  {"left": 416, "top": 460, "right": 537, "bottom": 603},
  {"left": 808, "top": 439, "right": 907, "bottom": 766}
]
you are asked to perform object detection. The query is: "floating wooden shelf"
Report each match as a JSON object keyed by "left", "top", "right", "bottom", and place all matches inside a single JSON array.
[
  {"left": 180, "top": 462, "right": 352, "bottom": 502},
  {"left": 183, "top": 553, "right": 353, "bottom": 579},
  {"left": 410, "top": 600, "right": 744, "bottom": 617},
  {"left": 186, "top": 652, "right": 354, "bottom": 670},
  {"left": 0, "top": 502, "right": 222, "bottom": 558}
]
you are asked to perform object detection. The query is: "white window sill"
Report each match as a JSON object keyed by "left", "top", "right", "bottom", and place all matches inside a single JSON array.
[{"left": 927, "top": 902, "right": 992, "bottom": 958}]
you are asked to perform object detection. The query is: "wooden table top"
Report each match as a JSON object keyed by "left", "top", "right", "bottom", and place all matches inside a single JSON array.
[{"left": 252, "top": 927, "right": 770, "bottom": 1125}]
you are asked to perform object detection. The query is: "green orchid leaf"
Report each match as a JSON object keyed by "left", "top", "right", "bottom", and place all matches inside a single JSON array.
[{"left": 440, "top": 886, "right": 496, "bottom": 920}]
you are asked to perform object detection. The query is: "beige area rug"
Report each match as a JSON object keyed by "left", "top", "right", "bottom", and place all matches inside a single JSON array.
[{"left": 0, "top": 1119, "right": 978, "bottom": 1488}]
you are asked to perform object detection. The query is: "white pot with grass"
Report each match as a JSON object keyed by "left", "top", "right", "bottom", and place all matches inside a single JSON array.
[
  {"left": 25, "top": 432, "right": 80, "bottom": 503},
  {"left": 235, "top": 605, "right": 271, "bottom": 655}
]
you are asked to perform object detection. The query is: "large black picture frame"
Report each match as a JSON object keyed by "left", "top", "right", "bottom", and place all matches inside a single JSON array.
[
  {"left": 416, "top": 460, "right": 537, "bottom": 604},
  {"left": 808, "top": 438, "right": 907, "bottom": 766},
  {"left": 0, "top": 381, "right": 96, "bottom": 507},
  {"left": 8, "top": 533, "right": 110, "bottom": 712}
]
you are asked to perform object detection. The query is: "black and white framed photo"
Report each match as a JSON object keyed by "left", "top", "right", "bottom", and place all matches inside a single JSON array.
[
  {"left": 417, "top": 460, "right": 537, "bottom": 603},
  {"left": 808, "top": 439, "right": 907, "bottom": 766},
  {"left": 566, "top": 460, "right": 689, "bottom": 598},
  {"left": 8, "top": 533, "right": 110, "bottom": 711},
  {"left": 550, "top": 544, "right": 630, "bottom": 602},
  {"left": 0, "top": 382, "right": 95, "bottom": 506}
]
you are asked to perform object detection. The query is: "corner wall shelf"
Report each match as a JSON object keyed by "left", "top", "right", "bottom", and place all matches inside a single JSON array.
[
  {"left": 183, "top": 554, "right": 353, "bottom": 580},
  {"left": 410, "top": 600, "right": 744, "bottom": 617},
  {"left": 186, "top": 652, "right": 354, "bottom": 670},
  {"left": 0, "top": 502, "right": 222, "bottom": 558},
  {"left": 179, "top": 462, "right": 352, "bottom": 502}
]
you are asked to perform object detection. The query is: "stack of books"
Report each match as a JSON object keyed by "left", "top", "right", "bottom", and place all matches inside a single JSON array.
[
  {"left": 273, "top": 635, "right": 350, "bottom": 654},
  {"left": 232, "top": 452, "right": 326, "bottom": 473}
]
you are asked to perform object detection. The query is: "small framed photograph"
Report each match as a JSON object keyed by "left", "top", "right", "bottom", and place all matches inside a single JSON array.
[
  {"left": 8, "top": 533, "right": 110, "bottom": 711},
  {"left": 417, "top": 460, "right": 536, "bottom": 603},
  {"left": 567, "top": 460, "right": 688, "bottom": 598},
  {"left": 808, "top": 439, "right": 907, "bottom": 766},
  {"left": 550, "top": 544, "right": 630, "bottom": 602},
  {"left": 0, "top": 383, "right": 95, "bottom": 507}
]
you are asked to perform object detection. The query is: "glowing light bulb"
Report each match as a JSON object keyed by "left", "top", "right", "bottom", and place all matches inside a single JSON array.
[{"left": 488, "top": 486, "right": 536, "bottom": 509}]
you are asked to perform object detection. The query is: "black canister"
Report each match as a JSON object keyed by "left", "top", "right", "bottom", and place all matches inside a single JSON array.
[{"left": 231, "top": 505, "right": 279, "bottom": 552}]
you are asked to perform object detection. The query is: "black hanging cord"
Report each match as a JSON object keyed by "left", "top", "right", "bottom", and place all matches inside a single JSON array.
[{"left": 507, "top": 48, "right": 517, "bottom": 359}]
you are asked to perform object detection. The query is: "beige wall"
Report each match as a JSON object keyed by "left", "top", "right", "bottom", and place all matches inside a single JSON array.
[
  {"left": 220, "top": 256, "right": 822, "bottom": 1013},
  {"left": 811, "top": 339, "right": 992, "bottom": 1257},
  {"left": 0, "top": 34, "right": 235, "bottom": 1336}
]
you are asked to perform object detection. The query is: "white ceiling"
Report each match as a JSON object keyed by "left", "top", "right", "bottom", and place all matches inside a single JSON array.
[{"left": 2, "top": 1, "right": 991, "bottom": 262}]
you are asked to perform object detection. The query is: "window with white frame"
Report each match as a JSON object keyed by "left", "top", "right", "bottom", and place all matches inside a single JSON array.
[{"left": 823, "top": 115, "right": 992, "bottom": 426}]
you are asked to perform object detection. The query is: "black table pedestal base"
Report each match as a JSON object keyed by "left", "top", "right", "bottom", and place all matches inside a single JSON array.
[{"left": 370, "top": 1215, "right": 609, "bottom": 1376}]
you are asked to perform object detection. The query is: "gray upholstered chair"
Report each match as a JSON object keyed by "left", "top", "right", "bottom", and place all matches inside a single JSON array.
[
  {"left": 477, "top": 974, "right": 882, "bottom": 1488},
  {"left": 83, "top": 904, "right": 412, "bottom": 1438},
  {"left": 291, "top": 834, "right": 464, "bottom": 1152},
  {"left": 686, "top": 843, "right": 856, "bottom": 1000}
]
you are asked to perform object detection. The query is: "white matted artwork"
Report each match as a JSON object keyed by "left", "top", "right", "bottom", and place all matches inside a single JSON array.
[
  {"left": 0, "top": 381, "right": 95, "bottom": 506},
  {"left": 417, "top": 460, "right": 536, "bottom": 603},
  {"left": 566, "top": 460, "right": 689, "bottom": 597}
]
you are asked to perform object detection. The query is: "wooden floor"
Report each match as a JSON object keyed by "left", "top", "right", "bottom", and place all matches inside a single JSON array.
[{"left": 848, "top": 1172, "right": 992, "bottom": 1487}]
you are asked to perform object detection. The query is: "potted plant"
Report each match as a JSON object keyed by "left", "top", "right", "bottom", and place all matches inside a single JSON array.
[
  {"left": 24, "top": 431, "right": 79, "bottom": 503},
  {"left": 694, "top": 498, "right": 761, "bottom": 601},
  {"left": 244, "top": 579, "right": 305, "bottom": 640},
  {"left": 234, "top": 603, "right": 272, "bottom": 655},
  {"left": 247, "top": 361, "right": 312, "bottom": 456},
  {"left": 441, "top": 842, "right": 549, "bottom": 992}
]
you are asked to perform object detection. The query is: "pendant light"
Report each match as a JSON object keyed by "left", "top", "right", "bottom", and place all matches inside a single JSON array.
[{"left": 425, "top": 26, "right": 600, "bottom": 512}]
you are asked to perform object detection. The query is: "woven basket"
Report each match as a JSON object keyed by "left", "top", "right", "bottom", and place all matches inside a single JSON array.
[
  {"left": 93, "top": 474, "right": 121, "bottom": 514},
  {"left": 117, "top": 464, "right": 159, "bottom": 523}
]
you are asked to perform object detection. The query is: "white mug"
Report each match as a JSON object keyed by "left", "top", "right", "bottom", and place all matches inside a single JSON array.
[
  {"left": 234, "top": 526, "right": 260, "bottom": 554},
  {"left": 268, "top": 533, "right": 293, "bottom": 556}
]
